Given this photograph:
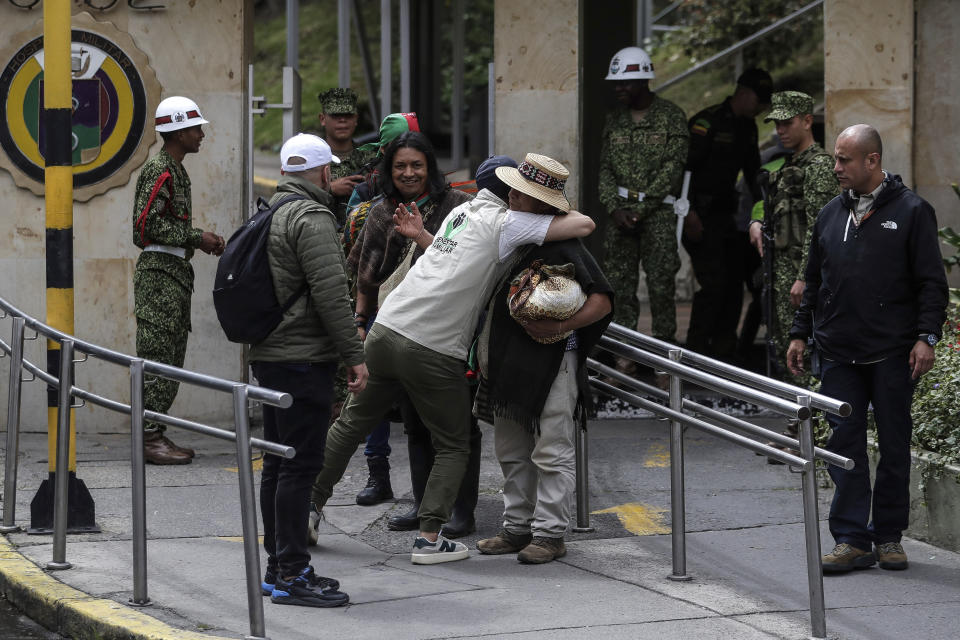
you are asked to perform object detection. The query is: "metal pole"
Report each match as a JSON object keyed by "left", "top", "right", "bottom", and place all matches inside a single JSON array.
[
  {"left": 47, "top": 339, "right": 73, "bottom": 571},
  {"left": 399, "top": 0, "right": 411, "bottom": 111},
  {"left": 572, "top": 409, "right": 594, "bottom": 533},
  {"left": 666, "top": 348, "right": 691, "bottom": 581},
  {"left": 286, "top": 0, "right": 299, "bottom": 70},
  {"left": 129, "top": 360, "right": 150, "bottom": 606},
  {"left": 247, "top": 63, "right": 256, "bottom": 220},
  {"left": 636, "top": 0, "right": 653, "bottom": 44},
  {"left": 352, "top": 0, "right": 380, "bottom": 125},
  {"left": 1, "top": 317, "right": 26, "bottom": 533},
  {"left": 338, "top": 0, "right": 351, "bottom": 87},
  {"left": 487, "top": 61, "right": 495, "bottom": 156},
  {"left": 380, "top": 0, "right": 392, "bottom": 118},
  {"left": 234, "top": 385, "right": 267, "bottom": 640},
  {"left": 798, "top": 395, "right": 827, "bottom": 638},
  {"left": 451, "top": 0, "right": 465, "bottom": 169}
]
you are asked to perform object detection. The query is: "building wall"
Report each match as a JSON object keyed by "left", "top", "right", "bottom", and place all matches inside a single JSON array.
[
  {"left": 914, "top": 0, "right": 960, "bottom": 257},
  {"left": 493, "top": 0, "right": 580, "bottom": 206},
  {"left": 824, "top": 0, "right": 914, "bottom": 182},
  {"left": 0, "top": 3, "right": 252, "bottom": 432}
]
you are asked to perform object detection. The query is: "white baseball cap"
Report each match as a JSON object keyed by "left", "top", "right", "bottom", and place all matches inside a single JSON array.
[{"left": 280, "top": 133, "right": 341, "bottom": 172}]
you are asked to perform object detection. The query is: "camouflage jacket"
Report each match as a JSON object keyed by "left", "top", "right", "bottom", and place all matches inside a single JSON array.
[
  {"left": 598, "top": 96, "right": 689, "bottom": 217},
  {"left": 759, "top": 143, "right": 839, "bottom": 279},
  {"left": 330, "top": 144, "right": 378, "bottom": 223},
  {"left": 132, "top": 149, "right": 203, "bottom": 290}
]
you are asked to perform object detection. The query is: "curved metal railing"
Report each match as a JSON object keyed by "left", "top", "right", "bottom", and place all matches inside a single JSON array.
[
  {"left": 0, "top": 295, "right": 291, "bottom": 640},
  {"left": 576, "top": 322, "right": 852, "bottom": 640}
]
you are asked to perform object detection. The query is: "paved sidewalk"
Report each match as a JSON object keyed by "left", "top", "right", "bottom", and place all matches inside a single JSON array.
[{"left": 1, "top": 416, "right": 959, "bottom": 640}]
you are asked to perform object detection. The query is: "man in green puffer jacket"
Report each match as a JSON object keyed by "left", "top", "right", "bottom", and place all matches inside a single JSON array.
[{"left": 250, "top": 133, "right": 367, "bottom": 609}]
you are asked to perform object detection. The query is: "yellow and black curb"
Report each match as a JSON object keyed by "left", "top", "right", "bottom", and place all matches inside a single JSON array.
[{"left": 0, "top": 535, "right": 233, "bottom": 640}]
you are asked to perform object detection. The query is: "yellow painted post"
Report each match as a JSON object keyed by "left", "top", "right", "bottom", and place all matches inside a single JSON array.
[{"left": 30, "top": 0, "right": 98, "bottom": 534}]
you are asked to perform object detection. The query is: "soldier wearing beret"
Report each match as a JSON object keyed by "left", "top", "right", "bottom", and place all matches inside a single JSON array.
[
  {"left": 318, "top": 88, "right": 377, "bottom": 220},
  {"left": 749, "top": 91, "right": 839, "bottom": 388}
]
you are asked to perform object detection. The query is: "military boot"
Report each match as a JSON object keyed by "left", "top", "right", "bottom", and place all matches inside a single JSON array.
[
  {"left": 356, "top": 455, "right": 393, "bottom": 505},
  {"left": 389, "top": 438, "right": 430, "bottom": 530},
  {"left": 442, "top": 425, "right": 481, "bottom": 538}
]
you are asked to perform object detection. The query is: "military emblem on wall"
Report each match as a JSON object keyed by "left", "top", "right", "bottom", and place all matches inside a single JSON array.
[{"left": 0, "top": 12, "right": 160, "bottom": 201}]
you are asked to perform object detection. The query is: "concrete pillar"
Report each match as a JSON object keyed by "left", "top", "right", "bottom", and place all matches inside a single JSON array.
[
  {"left": 493, "top": 0, "right": 580, "bottom": 206},
  {"left": 914, "top": 0, "right": 960, "bottom": 238},
  {"left": 824, "top": 0, "right": 914, "bottom": 184}
]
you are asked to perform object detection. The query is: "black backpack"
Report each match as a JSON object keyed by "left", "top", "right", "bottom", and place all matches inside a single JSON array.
[{"left": 213, "top": 195, "right": 308, "bottom": 344}]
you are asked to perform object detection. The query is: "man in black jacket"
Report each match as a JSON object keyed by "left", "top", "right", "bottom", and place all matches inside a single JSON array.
[{"left": 787, "top": 124, "right": 948, "bottom": 574}]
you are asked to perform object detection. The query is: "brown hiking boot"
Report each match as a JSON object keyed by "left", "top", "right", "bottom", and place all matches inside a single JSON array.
[
  {"left": 144, "top": 431, "right": 192, "bottom": 465},
  {"left": 477, "top": 529, "right": 532, "bottom": 555},
  {"left": 518, "top": 536, "right": 566, "bottom": 564},
  {"left": 875, "top": 542, "right": 908, "bottom": 570},
  {"left": 821, "top": 543, "right": 875, "bottom": 573},
  {"left": 163, "top": 436, "right": 195, "bottom": 458}
]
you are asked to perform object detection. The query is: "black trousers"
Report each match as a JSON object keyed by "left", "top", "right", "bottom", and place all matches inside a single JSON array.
[
  {"left": 683, "top": 214, "right": 743, "bottom": 359},
  {"left": 821, "top": 354, "right": 914, "bottom": 551},
  {"left": 253, "top": 361, "right": 335, "bottom": 578}
]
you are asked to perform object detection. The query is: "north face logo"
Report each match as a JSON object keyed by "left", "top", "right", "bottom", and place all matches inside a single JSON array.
[{"left": 881, "top": 221, "right": 897, "bottom": 230}]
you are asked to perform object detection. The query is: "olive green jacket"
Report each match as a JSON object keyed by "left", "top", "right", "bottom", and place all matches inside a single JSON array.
[{"left": 248, "top": 174, "right": 364, "bottom": 366}]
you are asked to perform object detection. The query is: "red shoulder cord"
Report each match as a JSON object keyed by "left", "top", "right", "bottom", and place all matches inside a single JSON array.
[{"left": 135, "top": 170, "right": 186, "bottom": 246}]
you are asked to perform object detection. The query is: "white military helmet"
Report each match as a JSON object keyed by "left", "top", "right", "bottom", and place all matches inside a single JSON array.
[
  {"left": 605, "top": 46, "right": 655, "bottom": 81},
  {"left": 155, "top": 96, "right": 209, "bottom": 132}
]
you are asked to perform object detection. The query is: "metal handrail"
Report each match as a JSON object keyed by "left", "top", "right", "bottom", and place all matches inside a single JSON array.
[
  {"left": 578, "top": 323, "right": 852, "bottom": 640},
  {"left": 653, "top": 0, "right": 824, "bottom": 91},
  {"left": 0, "top": 296, "right": 291, "bottom": 640}
]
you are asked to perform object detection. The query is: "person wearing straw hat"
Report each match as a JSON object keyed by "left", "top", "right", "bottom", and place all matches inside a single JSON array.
[
  {"left": 474, "top": 154, "right": 614, "bottom": 564},
  {"left": 309, "top": 153, "right": 596, "bottom": 565}
]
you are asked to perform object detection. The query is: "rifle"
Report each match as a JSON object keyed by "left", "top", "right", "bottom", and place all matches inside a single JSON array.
[{"left": 756, "top": 170, "right": 783, "bottom": 379}]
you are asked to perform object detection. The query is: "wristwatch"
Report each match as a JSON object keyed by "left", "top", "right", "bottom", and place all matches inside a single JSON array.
[{"left": 918, "top": 333, "right": 938, "bottom": 347}]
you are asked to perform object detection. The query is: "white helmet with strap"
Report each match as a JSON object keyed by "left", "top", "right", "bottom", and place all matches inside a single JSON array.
[
  {"left": 155, "top": 96, "right": 209, "bottom": 132},
  {"left": 605, "top": 46, "right": 655, "bottom": 80}
]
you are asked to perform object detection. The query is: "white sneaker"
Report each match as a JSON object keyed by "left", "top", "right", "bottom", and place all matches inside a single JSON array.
[{"left": 411, "top": 534, "right": 469, "bottom": 565}]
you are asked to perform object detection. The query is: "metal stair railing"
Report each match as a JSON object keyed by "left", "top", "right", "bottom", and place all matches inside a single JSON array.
[
  {"left": 0, "top": 294, "right": 290, "bottom": 640},
  {"left": 576, "top": 322, "right": 852, "bottom": 640}
]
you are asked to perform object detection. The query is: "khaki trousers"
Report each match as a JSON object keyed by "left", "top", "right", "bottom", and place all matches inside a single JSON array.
[{"left": 494, "top": 351, "right": 578, "bottom": 538}]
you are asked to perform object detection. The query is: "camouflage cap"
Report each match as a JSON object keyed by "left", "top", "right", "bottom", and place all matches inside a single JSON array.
[
  {"left": 318, "top": 87, "right": 358, "bottom": 115},
  {"left": 764, "top": 91, "right": 814, "bottom": 122}
]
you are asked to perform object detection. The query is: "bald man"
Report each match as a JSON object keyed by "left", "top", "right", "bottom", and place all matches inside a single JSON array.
[{"left": 787, "top": 124, "right": 948, "bottom": 573}]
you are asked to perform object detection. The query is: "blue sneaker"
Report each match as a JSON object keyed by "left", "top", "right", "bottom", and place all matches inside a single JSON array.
[
  {"left": 262, "top": 566, "right": 340, "bottom": 596},
  {"left": 271, "top": 567, "right": 348, "bottom": 608}
]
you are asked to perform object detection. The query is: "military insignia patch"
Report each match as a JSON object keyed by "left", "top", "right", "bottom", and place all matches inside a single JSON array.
[
  {"left": 0, "top": 12, "right": 161, "bottom": 201},
  {"left": 691, "top": 119, "right": 710, "bottom": 136}
]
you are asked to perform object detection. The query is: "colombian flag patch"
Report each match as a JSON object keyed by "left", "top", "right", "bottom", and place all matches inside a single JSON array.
[{"left": 691, "top": 119, "right": 710, "bottom": 136}]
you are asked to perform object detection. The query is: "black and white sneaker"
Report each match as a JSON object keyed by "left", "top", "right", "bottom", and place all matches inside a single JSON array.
[{"left": 411, "top": 534, "right": 469, "bottom": 565}]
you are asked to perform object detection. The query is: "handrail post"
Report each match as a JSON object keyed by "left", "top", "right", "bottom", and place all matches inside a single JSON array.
[
  {"left": 1, "top": 317, "right": 27, "bottom": 533},
  {"left": 666, "top": 348, "right": 691, "bottom": 581},
  {"left": 798, "top": 394, "right": 827, "bottom": 638},
  {"left": 233, "top": 384, "right": 268, "bottom": 640},
  {"left": 572, "top": 406, "right": 594, "bottom": 533},
  {"left": 46, "top": 339, "right": 73, "bottom": 571},
  {"left": 129, "top": 359, "right": 151, "bottom": 606}
]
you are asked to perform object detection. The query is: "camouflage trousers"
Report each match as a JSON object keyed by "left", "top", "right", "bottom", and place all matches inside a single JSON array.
[
  {"left": 604, "top": 208, "right": 680, "bottom": 342},
  {"left": 134, "top": 268, "right": 192, "bottom": 434},
  {"left": 770, "top": 253, "right": 816, "bottom": 389}
]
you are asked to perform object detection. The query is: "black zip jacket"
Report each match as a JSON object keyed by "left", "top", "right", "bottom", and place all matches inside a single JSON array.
[{"left": 789, "top": 173, "right": 948, "bottom": 363}]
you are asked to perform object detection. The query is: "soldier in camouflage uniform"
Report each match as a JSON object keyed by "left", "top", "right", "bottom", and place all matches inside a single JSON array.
[
  {"left": 133, "top": 96, "right": 224, "bottom": 465},
  {"left": 749, "top": 91, "right": 839, "bottom": 390},
  {"left": 318, "top": 88, "right": 378, "bottom": 222},
  {"left": 599, "top": 46, "right": 688, "bottom": 346}
]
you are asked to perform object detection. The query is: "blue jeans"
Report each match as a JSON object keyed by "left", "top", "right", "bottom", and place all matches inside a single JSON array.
[
  {"left": 253, "top": 361, "right": 335, "bottom": 578},
  {"left": 820, "top": 353, "right": 915, "bottom": 551}
]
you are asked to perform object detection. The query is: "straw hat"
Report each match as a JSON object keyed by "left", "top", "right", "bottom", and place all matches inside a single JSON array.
[{"left": 495, "top": 153, "right": 571, "bottom": 212}]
